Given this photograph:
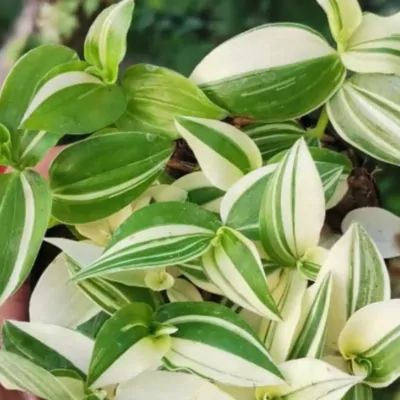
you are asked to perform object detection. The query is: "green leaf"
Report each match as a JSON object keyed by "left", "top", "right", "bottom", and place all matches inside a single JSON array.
[
  {"left": 2, "top": 320, "right": 94, "bottom": 377},
  {"left": 202, "top": 227, "right": 281, "bottom": 320},
  {"left": 77, "top": 312, "right": 110, "bottom": 340},
  {"left": 88, "top": 303, "right": 171, "bottom": 388},
  {"left": 175, "top": 116, "right": 262, "bottom": 191},
  {"left": 256, "top": 358, "right": 361, "bottom": 400},
  {"left": 0, "top": 171, "right": 51, "bottom": 306},
  {"left": 173, "top": 171, "right": 225, "bottom": 213},
  {"left": 342, "top": 12, "right": 400, "bottom": 75},
  {"left": 154, "top": 302, "right": 284, "bottom": 387},
  {"left": 30, "top": 253, "right": 100, "bottom": 329},
  {"left": 191, "top": 23, "right": 346, "bottom": 121},
  {"left": 288, "top": 272, "right": 332, "bottom": 359},
  {"left": 339, "top": 300, "right": 400, "bottom": 388},
  {"left": 116, "top": 371, "right": 234, "bottom": 400},
  {"left": 259, "top": 269, "right": 307, "bottom": 363},
  {"left": 0, "top": 350, "right": 78, "bottom": 400},
  {"left": 72, "top": 202, "right": 221, "bottom": 281},
  {"left": 320, "top": 223, "right": 390, "bottom": 353},
  {"left": 316, "top": 0, "right": 362, "bottom": 48},
  {"left": 243, "top": 121, "right": 308, "bottom": 162},
  {"left": 67, "top": 257, "right": 159, "bottom": 315},
  {"left": 20, "top": 71, "right": 127, "bottom": 134},
  {"left": 84, "top": 0, "right": 134, "bottom": 83},
  {"left": 220, "top": 165, "right": 276, "bottom": 240},
  {"left": 50, "top": 131, "right": 173, "bottom": 224},
  {"left": 259, "top": 138, "right": 325, "bottom": 266},
  {"left": 0, "top": 44, "right": 77, "bottom": 133},
  {"left": 116, "top": 64, "right": 228, "bottom": 139},
  {"left": 327, "top": 73, "right": 400, "bottom": 166}
]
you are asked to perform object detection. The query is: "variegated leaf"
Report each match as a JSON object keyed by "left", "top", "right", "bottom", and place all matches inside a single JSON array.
[
  {"left": 256, "top": 358, "right": 361, "bottom": 400},
  {"left": 2, "top": 320, "right": 94, "bottom": 377},
  {"left": 116, "top": 371, "right": 234, "bottom": 400},
  {"left": 288, "top": 272, "right": 332, "bottom": 359},
  {"left": 0, "top": 350, "right": 79, "bottom": 400},
  {"left": 20, "top": 71, "right": 127, "bottom": 134},
  {"left": 190, "top": 23, "right": 345, "bottom": 121},
  {"left": 0, "top": 44, "right": 77, "bottom": 133},
  {"left": 339, "top": 300, "right": 400, "bottom": 388},
  {"left": 343, "top": 384, "right": 374, "bottom": 400},
  {"left": 116, "top": 64, "right": 227, "bottom": 139},
  {"left": 316, "top": 0, "right": 362, "bottom": 47},
  {"left": 88, "top": 303, "right": 172, "bottom": 388},
  {"left": 259, "top": 269, "right": 307, "bottom": 363},
  {"left": 30, "top": 253, "right": 100, "bottom": 329},
  {"left": 173, "top": 171, "right": 225, "bottom": 213},
  {"left": 154, "top": 302, "right": 284, "bottom": 387},
  {"left": 260, "top": 138, "right": 325, "bottom": 266},
  {"left": 167, "top": 278, "right": 203, "bottom": 303},
  {"left": 298, "top": 246, "right": 329, "bottom": 281},
  {"left": 84, "top": 0, "right": 134, "bottom": 83},
  {"left": 320, "top": 223, "right": 390, "bottom": 352},
  {"left": 72, "top": 202, "right": 221, "bottom": 281},
  {"left": 342, "top": 207, "right": 400, "bottom": 259},
  {"left": 221, "top": 165, "right": 276, "bottom": 240},
  {"left": 0, "top": 171, "right": 51, "bottom": 306},
  {"left": 174, "top": 116, "right": 262, "bottom": 191},
  {"left": 202, "top": 227, "right": 281, "bottom": 320},
  {"left": 50, "top": 131, "right": 172, "bottom": 224},
  {"left": 243, "top": 121, "right": 308, "bottom": 162},
  {"left": 342, "top": 12, "right": 400, "bottom": 75},
  {"left": 178, "top": 259, "right": 224, "bottom": 296},
  {"left": 327, "top": 73, "right": 400, "bottom": 167},
  {"left": 67, "top": 257, "right": 159, "bottom": 315}
]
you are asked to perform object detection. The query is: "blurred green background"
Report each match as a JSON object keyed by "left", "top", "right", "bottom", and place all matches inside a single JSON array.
[{"left": 0, "top": 0, "right": 400, "bottom": 78}]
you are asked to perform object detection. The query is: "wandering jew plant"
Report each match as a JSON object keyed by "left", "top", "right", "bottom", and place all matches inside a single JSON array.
[{"left": 0, "top": 0, "right": 400, "bottom": 399}]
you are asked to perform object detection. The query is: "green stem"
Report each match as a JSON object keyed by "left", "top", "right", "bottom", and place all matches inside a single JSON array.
[{"left": 307, "top": 107, "right": 329, "bottom": 140}]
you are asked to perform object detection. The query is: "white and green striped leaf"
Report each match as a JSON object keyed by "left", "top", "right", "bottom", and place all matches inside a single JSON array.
[
  {"left": 30, "top": 253, "right": 100, "bottom": 329},
  {"left": 50, "top": 131, "right": 173, "bottom": 224},
  {"left": 298, "top": 246, "right": 329, "bottom": 281},
  {"left": 243, "top": 121, "right": 308, "bottom": 162},
  {"left": 316, "top": 0, "right": 362, "bottom": 48},
  {"left": 320, "top": 223, "right": 390, "bottom": 352},
  {"left": 343, "top": 384, "right": 374, "bottom": 400},
  {"left": 260, "top": 138, "right": 325, "bottom": 266},
  {"left": 2, "top": 320, "right": 94, "bottom": 377},
  {"left": 154, "top": 302, "right": 284, "bottom": 387},
  {"left": 0, "top": 44, "right": 77, "bottom": 133},
  {"left": 339, "top": 299, "right": 400, "bottom": 388},
  {"left": 88, "top": 303, "right": 172, "bottom": 388},
  {"left": 67, "top": 257, "right": 160, "bottom": 315},
  {"left": 175, "top": 116, "right": 262, "bottom": 191},
  {"left": 116, "top": 371, "right": 234, "bottom": 400},
  {"left": 72, "top": 202, "right": 221, "bottom": 281},
  {"left": 342, "top": 207, "right": 400, "bottom": 259},
  {"left": 342, "top": 12, "right": 400, "bottom": 75},
  {"left": 20, "top": 70, "right": 127, "bottom": 134},
  {"left": 221, "top": 165, "right": 276, "bottom": 240},
  {"left": 173, "top": 171, "right": 225, "bottom": 213},
  {"left": 190, "top": 23, "right": 346, "bottom": 121},
  {"left": 0, "top": 350, "right": 79, "bottom": 400},
  {"left": 255, "top": 358, "right": 361, "bottom": 400},
  {"left": 327, "top": 73, "right": 400, "bottom": 166},
  {"left": 259, "top": 269, "right": 307, "bottom": 363},
  {"left": 84, "top": 0, "right": 134, "bottom": 83},
  {"left": 167, "top": 278, "right": 203, "bottom": 303},
  {"left": 116, "top": 64, "right": 227, "bottom": 139},
  {"left": 202, "top": 227, "right": 281, "bottom": 320},
  {"left": 178, "top": 259, "right": 224, "bottom": 295},
  {"left": 0, "top": 171, "right": 52, "bottom": 306},
  {"left": 288, "top": 272, "right": 332, "bottom": 359}
]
